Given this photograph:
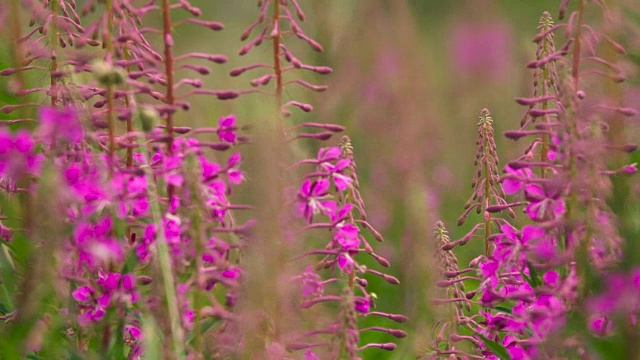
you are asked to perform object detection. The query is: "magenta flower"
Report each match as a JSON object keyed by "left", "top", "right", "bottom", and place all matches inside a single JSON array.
[
  {"left": 77, "top": 293, "right": 110, "bottom": 326},
  {"left": 163, "top": 215, "right": 182, "bottom": 246},
  {"left": 217, "top": 115, "right": 237, "bottom": 143},
  {"left": 333, "top": 223, "right": 360, "bottom": 250},
  {"left": 317, "top": 147, "right": 341, "bottom": 163},
  {"left": 205, "top": 180, "right": 229, "bottom": 221},
  {"left": 543, "top": 271, "right": 560, "bottom": 288},
  {"left": 163, "top": 154, "right": 184, "bottom": 187},
  {"left": 97, "top": 271, "right": 121, "bottom": 292},
  {"left": 125, "top": 325, "right": 143, "bottom": 340},
  {"left": 200, "top": 155, "right": 221, "bottom": 180},
  {"left": 38, "top": 106, "right": 83, "bottom": 144},
  {"left": 321, "top": 157, "right": 352, "bottom": 192},
  {"left": 304, "top": 349, "right": 320, "bottom": 360},
  {"left": 300, "top": 266, "right": 324, "bottom": 298},
  {"left": 324, "top": 202, "right": 353, "bottom": 224},
  {"left": 222, "top": 266, "right": 241, "bottom": 280},
  {"left": 502, "top": 166, "right": 533, "bottom": 195},
  {"left": 72, "top": 286, "right": 94, "bottom": 303},
  {"left": 0, "top": 130, "right": 41, "bottom": 178},
  {"left": 337, "top": 254, "right": 354, "bottom": 272},
  {"left": 297, "top": 179, "right": 331, "bottom": 222},
  {"left": 226, "top": 152, "right": 244, "bottom": 185},
  {"left": 355, "top": 296, "right": 370, "bottom": 313}
]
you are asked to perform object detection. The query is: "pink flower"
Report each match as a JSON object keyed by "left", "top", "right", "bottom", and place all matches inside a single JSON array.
[
  {"left": 304, "top": 349, "right": 320, "bottom": 360},
  {"left": 334, "top": 223, "right": 360, "bottom": 250},
  {"left": 226, "top": 152, "right": 244, "bottom": 185},
  {"left": 355, "top": 296, "right": 370, "bottom": 313},
  {"left": 38, "top": 106, "right": 83, "bottom": 144},
  {"left": 502, "top": 166, "right": 533, "bottom": 195},
  {"left": 297, "top": 179, "right": 331, "bottom": 222},
  {"left": 72, "top": 286, "right": 94, "bottom": 303},
  {"left": 217, "top": 115, "right": 237, "bottom": 143},
  {"left": 300, "top": 266, "right": 323, "bottom": 298},
  {"left": 97, "top": 272, "right": 121, "bottom": 292}
]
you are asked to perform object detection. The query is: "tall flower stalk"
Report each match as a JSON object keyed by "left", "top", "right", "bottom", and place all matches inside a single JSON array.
[{"left": 458, "top": 109, "right": 512, "bottom": 256}]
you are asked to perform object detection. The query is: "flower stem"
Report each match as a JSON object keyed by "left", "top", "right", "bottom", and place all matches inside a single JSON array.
[
  {"left": 105, "top": 0, "right": 116, "bottom": 176},
  {"left": 50, "top": 0, "right": 59, "bottom": 107},
  {"left": 162, "top": 0, "right": 175, "bottom": 152},
  {"left": 144, "top": 165, "right": 185, "bottom": 360},
  {"left": 9, "top": 0, "right": 26, "bottom": 99},
  {"left": 272, "top": 0, "right": 284, "bottom": 129}
]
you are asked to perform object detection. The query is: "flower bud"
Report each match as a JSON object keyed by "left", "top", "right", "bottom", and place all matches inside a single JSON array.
[
  {"left": 136, "top": 107, "right": 160, "bottom": 133},
  {"left": 91, "top": 60, "right": 126, "bottom": 86}
]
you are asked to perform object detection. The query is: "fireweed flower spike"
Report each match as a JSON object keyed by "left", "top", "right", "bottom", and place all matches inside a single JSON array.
[
  {"left": 468, "top": 6, "right": 636, "bottom": 358},
  {"left": 458, "top": 109, "right": 513, "bottom": 256},
  {"left": 0, "top": 0, "right": 250, "bottom": 356},
  {"left": 517, "top": 12, "right": 562, "bottom": 179},
  {"left": 231, "top": 0, "right": 331, "bottom": 119},
  {"left": 58, "top": 115, "right": 250, "bottom": 358},
  {"left": 291, "top": 137, "right": 404, "bottom": 358},
  {"left": 1, "top": 1, "right": 639, "bottom": 359},
  {"left": 429, "top": 221, "right": 480, "bottom": 359},
  {"left": 227, "top": 1, "right": 403, "bottom": 357}
]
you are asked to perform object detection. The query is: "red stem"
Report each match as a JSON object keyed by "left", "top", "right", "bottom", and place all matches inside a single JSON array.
[{"left": 162, "top": 0, "right": 175, "bottom": 153}]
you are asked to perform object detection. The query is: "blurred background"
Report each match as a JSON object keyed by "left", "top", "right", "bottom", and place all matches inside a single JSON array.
[{"left": 2, "top": 0, "right": 640, "bottom": 358}]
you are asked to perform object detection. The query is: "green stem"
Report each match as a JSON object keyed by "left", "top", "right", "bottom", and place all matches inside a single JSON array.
[
  {"left": 187, "top": 155, "right": 204, "bottom": 351},
  {"left": 483, "top": 131, "right": 491, "bottom": 256},
  {"left": 144, "top": 166, "right": 185, "bottom": 360},
  {"left": 0, "top": 278, "right": 13, "bottom": 311}
]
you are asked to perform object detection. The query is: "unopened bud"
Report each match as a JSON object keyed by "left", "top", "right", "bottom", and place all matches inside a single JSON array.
[
  {"left": 137, "top": 107, "right": 160, "bottom": 132},
  {"left": 92, "top": 60, "right": 126, "bottom": 85}
]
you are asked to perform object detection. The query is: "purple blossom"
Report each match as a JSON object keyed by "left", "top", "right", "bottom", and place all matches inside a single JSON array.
[
  {"left": 297, "top": 178, "right": 331, "bottom": 222},
  {"left": 304, "top": 349, "right": 320, "bottom": 360},
  {"left": 38, "top": 106, "right": 83, "bottom": 145},
  {"left": 333, "top": 223, "right": 360, "bottom": 250},
  {"left": 72, "top": 286, "right": 94, "bottom": 303},
  {"left": 0, "top": 130, "right": 41, "bottom": 178},
  {"left": 217, "top": 115, "right": 237, "bottom": 143},
  {"left": 97, "top": 271, "right": 121, "bottom": 292},
  {"left": 320, "top": 157, "right": 352, "bottom": 191},
  {"left": 300, "top": 266, "right": 324, "bottom": 298},
  {"left": 502, "top": 166, "right": 533, "bottom": 195},
  {"left": 226, "top": 152, "right": 244, "bottom": 185},
  {"left": 355, "top": 296, "right": 370, "bottom": 313},
  {"left": 317, "top": 147, "right": 341, "bottom": 163}
]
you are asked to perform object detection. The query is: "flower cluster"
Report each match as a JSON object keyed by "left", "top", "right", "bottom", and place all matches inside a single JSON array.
[
  {"left": 0, "top": 0, "right": 407, "bottom": 358},
  {"left": 292, "top": 137, "right": 405, "bottom": 358},
  {"left": 0, "top": 103, "right": 249, "bottom": 357}
]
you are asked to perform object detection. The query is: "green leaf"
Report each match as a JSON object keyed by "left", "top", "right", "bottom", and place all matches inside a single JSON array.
[
  {"left": 143, "top": 315, "right": 163, "bottom": 359},
  {"left": 519, "top": 270, "right": 534, "bottom": 288},
  {"left": 526, "top": 262, "right": 541, "bottom": 287},
  {"left": 199, "top": 318, "right": 219, "bottom": 335},
  {"left": 589, "top": 336, "right": 626, "bottom": 360},
  {"left": 478, "top": 334, "right": 512, "bottom": 360}
]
